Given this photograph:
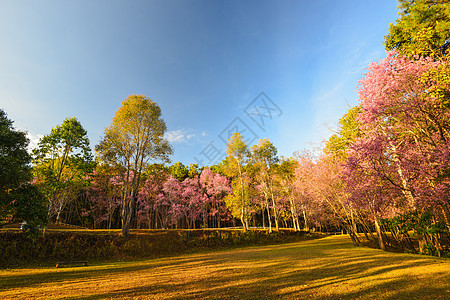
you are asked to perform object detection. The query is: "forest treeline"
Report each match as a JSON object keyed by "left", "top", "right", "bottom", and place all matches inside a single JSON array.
[{"left": 1, "top": 0, "right": 450, "bottom": 256}]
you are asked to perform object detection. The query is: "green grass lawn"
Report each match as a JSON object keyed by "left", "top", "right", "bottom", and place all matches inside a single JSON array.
[{"left": 1, "top": 235, "right": 449, "bottom": 299}]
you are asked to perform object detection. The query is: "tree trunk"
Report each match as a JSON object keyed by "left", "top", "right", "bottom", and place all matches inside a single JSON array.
[
  {"left": 121, "top": 196, "right": 134, "bottom": 237},
  {"left": 240, "top": 215, "right": 247, "bottom": 232},
  {"left": 56, "top": 207, "right": 62, "bottom": 225},
  {"left": 418, "top": 233, "right": 426, "bottom": 254},
  {"left": 348, "top": 225, "right": 359, "bottom": 246},
  {"left": 266, "top": 203, "right": 272, "bottom": 233},
  {"left": 302, "top": 210, "right": 309, "bottom": 231},
  {"left": 374, "top": 218, "right": 385, "bottom": 250},
  {"left": 271, "top": 196, "right": 279, "bottom": 231},
  {"left": 289, "top": 198, "right": 298, "bottom": 231},
  {"left": 262, "top": 205, "right": 266, "bottom": 229}
]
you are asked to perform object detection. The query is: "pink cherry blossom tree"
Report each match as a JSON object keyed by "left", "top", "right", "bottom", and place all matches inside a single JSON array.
[
  {"left": 344, "top": 52, "right": 450, "bottom": 251},
  {"left": 199, "top": 167, "right": 232, "bottom": 228}
]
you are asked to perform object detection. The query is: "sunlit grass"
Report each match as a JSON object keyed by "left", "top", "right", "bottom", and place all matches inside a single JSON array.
[{"left": 1, "top": 235, "right": 449, "bottom": 299}]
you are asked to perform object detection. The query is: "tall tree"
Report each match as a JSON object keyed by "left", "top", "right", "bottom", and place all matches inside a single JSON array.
[
  {"left": 0, "top": 109, "right": 46, "bottom": 228},
  {"left": 277, "top": 158, "right": 301, "bottom": 231},
  {"left": 223, "top": 133, "right": 251, "bottom": 231},
  {"left": 96, "top": 94, "right": 172, "bottom": 236},
  {"left": 0, "top": 109, "right": 31, "bottom": 195},
  {"left": 32, "top": 117, "right": 93, "bottom": 224},
  {"left": 385, "top": 0, "right": 450, "bottom": 58},
  {"left": 345, "top": 52, "right": 450, "bottom": 250},
  {"left": 251, "top": 139, "right": 279, "bottom": 232}
]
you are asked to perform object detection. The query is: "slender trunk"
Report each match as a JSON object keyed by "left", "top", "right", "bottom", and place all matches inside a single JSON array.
[
  {"left": 266, "top": 202, "right": 272, "bottom": 233},
  {"left": 271, "top": 195, "right": 279, "bottom": 231},
  {"left": 374, "top": 218, "right": 385, "bottom": 250},
  {"left": 289, "top": 197, "right": 298, "bottom": 231},
  {"left": 302, "top": 210, "right": 309, "bottom": 231},
  {"left": 217, "top": 212, "right": 221, "bottom": 228},
  {"left": 56, "top": 204, "right": 62, "bottom": 225},
  {"left": 351, "top": 210, "right": 358, "bottom": 236},
  {"left": 262, "top": 204, "right": 266, "bottom": 229},
  {"left": 361, "top": 222, "right": 374, "bottom": 242},
  {"left": 348, "top": 224, "right": 359, "bottom": 246},
  {"left": 240, "top": 215, "right": 247, "bottom": 232},
  {"left": 108, "top": 202, "right": 112, "bottom": 230},
  {"left": 388, "top": 140, "right": 416, "bottom": 209}
]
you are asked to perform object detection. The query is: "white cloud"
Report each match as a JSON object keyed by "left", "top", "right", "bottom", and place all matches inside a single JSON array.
[
  {"left": 164, "top": 129, "right": 196, "bottom": 144},
  {"left": 26, "top": 132, "right": 44, "bottom": 153}
]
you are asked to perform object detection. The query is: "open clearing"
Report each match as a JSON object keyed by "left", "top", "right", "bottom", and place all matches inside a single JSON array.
[{"left": 1, "top": 235, "right": 449, "bottom": 299}]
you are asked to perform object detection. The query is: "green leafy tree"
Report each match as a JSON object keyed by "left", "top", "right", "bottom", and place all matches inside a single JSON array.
[
  {"left": 0, "top": 109, "right": 46, "bottom": 228},
  {"left": 11, "top": 183, "right": 47, "bottom": 234},
  {"left": 169, "top": 162, "right": 189, "bottom": 181},
  {"left": 188, "top": 163, "right": 201, "bottom": 178},
  {"left": 324, "top": 106, "right": 361, "bottom": 159},
  {"left": 210, "top": 161, "right": 227, "bottom": 176},
  {"left": 33, "top": 117, "right": 93, "bottom": 224},
  {"left": 223, "top": 133, "right": 251, "bottom": 231},
  {"left": 0, "top": 109, "right": 31, "bottom": 214},
  {"left": 96, "top": 94, "right": 173, "bottom": 236},
  {"left": 385, "top": 0, "right": 450, "bottom": 58}
]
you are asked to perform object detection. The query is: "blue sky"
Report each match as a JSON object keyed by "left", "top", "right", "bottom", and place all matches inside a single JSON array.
[{"left": 0, "top": 0, "right": 399, "bottom": 166}]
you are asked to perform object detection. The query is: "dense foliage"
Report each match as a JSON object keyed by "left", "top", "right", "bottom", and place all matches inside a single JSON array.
[
  {"left": 0, "top": 110, "right": 47, "bottom": 229},
  {"left": 32, "top": 117, "right": 94, "bottom": 225},
  {"left": 385, "top": 0, "right": 450, "bottom": 58},
  {"left": 0, "top": 229, "right": 313, "bottom": 267}
]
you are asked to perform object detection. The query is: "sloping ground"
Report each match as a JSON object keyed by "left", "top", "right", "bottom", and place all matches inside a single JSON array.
[{"left": 0, "top": 235, "right": 449, "bottom": 299}]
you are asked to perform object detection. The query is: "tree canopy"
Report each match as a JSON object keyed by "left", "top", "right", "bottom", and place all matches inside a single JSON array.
[
  {"left": 0, "top": 109, "right": 46, "bottom": 228},
  {"left": 32, "top": 117, "right": 93, "bottom": 224},
  {"left": 0, "top": 109, "right": 31, "bottom": 195},
  {"left": 385, "top": 0, "right": 450, "bottom": 58}
]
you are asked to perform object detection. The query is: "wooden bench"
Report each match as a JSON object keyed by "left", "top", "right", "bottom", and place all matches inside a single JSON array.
[{"left": 56, "top": 261, "right": 88, "bottom": 268}]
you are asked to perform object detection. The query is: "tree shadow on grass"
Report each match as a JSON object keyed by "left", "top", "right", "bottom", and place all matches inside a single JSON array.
[{"left": 2, "top": 236, "right": 449, "bottom": 299}]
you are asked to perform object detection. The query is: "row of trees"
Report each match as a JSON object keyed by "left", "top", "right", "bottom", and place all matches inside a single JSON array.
[
  {"left": 0, "top": 94, "right": 317, "bottom": 237},
  {"left": 2, "top": 0, "right": 449, "bottom": 256},
  {"left": 1, "top": 96, "right": 332, "bottom": 237}
]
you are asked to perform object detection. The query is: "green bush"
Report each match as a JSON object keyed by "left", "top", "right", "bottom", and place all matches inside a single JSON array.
[{"left": 0, "top": 229, "right": 317, "bottom": 267}]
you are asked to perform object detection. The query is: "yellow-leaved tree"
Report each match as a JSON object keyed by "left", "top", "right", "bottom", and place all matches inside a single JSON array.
[{"left": 96, "top": 95, "right": 172, "bottom": 236}]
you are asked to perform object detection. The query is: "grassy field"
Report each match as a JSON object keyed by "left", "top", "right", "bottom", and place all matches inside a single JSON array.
[{"left": 1, "top": 235, "right": 449, "bottom": 299}]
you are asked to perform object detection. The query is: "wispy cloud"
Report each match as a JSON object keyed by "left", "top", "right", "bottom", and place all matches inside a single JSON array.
[
  {"left": 310, "top": 80, "right": 349, "bottom": 144},
  {"left": 164, "top": 129, "right": 196, "bottom": 144}
]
